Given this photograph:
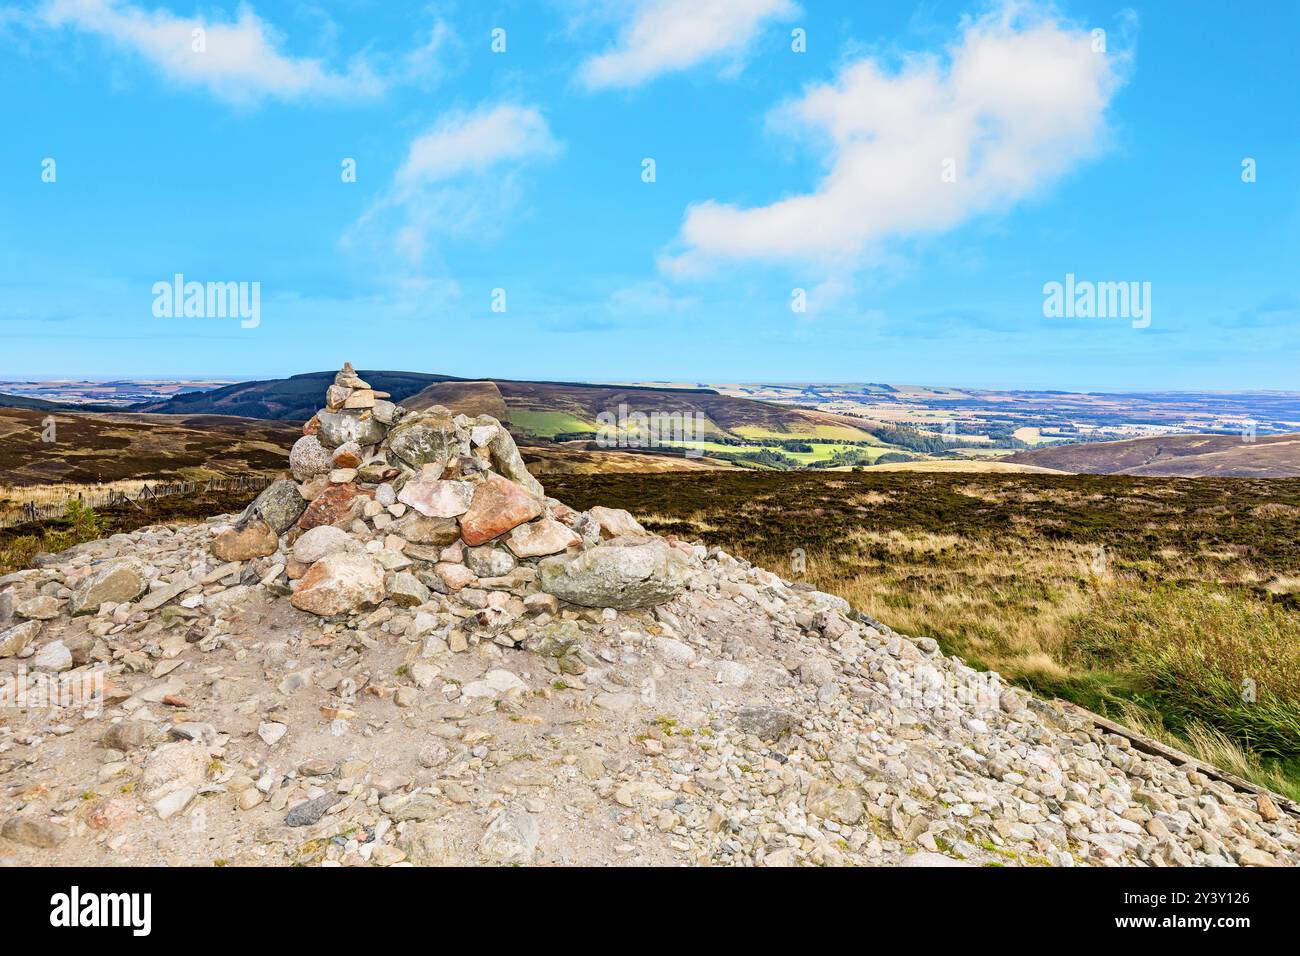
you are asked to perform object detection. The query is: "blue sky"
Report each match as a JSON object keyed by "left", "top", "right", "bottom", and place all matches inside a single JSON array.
[{"left": 1, "top": 0, "right": 1297, "bottom": 390}]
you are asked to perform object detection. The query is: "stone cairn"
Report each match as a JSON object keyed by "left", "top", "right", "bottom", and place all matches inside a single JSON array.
[{"left": 210, "top": 362, "right": 691, "bottom": 625}]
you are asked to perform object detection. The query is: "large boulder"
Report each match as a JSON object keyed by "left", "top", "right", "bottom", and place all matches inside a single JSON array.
[
  {"left": 290, "top": 553, "right": 386, "bottom": 616},
  {"left": 211, "top": 518, "right": 278, "bottom": 562},
  {"left": 70, "top": 560, "right": 149, "bottom": 615},
  {"left": 317, "top": 410, "right": 385, "bottom": 448},
  {"left": 388, "top": 410, "right": 463, "bottom": 469},
  {"left": 538, "top": 539, "right": 689, "bottom": 609},
  {"left": 459, "top": 474, "right": 543, "bottom": 546},
  {"left": 244, "top": 478, "right": 307, "bottom": 534},
  {"left": 289, "top": 435, "right": 332, "bottom": 482}
]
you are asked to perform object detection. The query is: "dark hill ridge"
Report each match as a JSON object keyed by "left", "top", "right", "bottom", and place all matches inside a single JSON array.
[
  {"left": 117, "top": 371, "right": 727, "bottom": 423},
  {"left": 101, "top": 370, "right": 877, "bottom": 445},
  {"left": 123, "top": 370, "right": 461, "bottom": 421}
]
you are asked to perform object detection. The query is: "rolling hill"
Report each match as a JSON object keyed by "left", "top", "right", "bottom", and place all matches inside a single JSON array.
[
  {"left": 1006, "top": 433, "right": 1300, "bottom": 477},
  {"left": 1, "top": 369, "right": 978, "bottom": 477},
  {"left": 109, "top": 368, "right": 891, "bottom": 450}
]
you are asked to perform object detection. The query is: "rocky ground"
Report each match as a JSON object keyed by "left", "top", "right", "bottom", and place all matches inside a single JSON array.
[
  {"left": 2, "top": 517, "right": 1297, "bottom": 867},
  {"left": 1, "top": 365, "right": 1296, "bottom": 867}
]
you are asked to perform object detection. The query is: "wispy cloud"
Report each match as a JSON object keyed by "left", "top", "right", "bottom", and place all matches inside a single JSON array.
[
  {"left": 662, "top": 2, "right": 1130, "bottom": 274},
  {"left": 397, "top": 104, "right": 560, "bottom": 185},
  {"left": 35, "top": 0, "right": 383, "bottom": 103},
  {"left": 579, "top": 0, "right": 798, "bottom": 90},
  {"left": 344, "top": 103, "right": 562, "bottom": 270}
]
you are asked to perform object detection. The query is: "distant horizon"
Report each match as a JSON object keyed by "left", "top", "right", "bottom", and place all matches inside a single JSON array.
[{"left": 3, "top": 369, "right": 1300, "bottom": 399}]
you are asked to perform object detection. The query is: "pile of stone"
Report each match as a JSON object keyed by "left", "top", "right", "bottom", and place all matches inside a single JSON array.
[
  {"left": 211, "top": 362, "right": 691, "bottom": 622},
  {"left": 4, "top": 362, "right": 1300, "bottom": 867}
]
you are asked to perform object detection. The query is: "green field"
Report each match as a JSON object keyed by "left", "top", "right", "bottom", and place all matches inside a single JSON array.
[
  {"left": 733, "top": 423, "right": 878, "bottom": 442},
  {"left": 505, "top": 409, "right": 598, "bottom": 437}
]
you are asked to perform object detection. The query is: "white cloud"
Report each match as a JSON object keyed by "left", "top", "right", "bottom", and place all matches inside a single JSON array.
[
  {"left": 579, "top": 0, "right": 798, "bottom": 90},
  {"left": 345, "top": 104, "right": 561, "bottom": 270},
  {"left": 397, "top": 17, "right": 456, "bottom": 89},
  {"left": 398, "top": 104, "right": 560, "bottom": 185},
  {"left": 662, "top": 3, "right": 1129, "bottom": 273},
  {"left": 38, "top": 0, "right": 382, "bottom": 103}
]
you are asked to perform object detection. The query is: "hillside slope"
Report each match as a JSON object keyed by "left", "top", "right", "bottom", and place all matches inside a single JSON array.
[
  {"left": 1007, "top": 433, "right": 1300, "bottom": 477},
  {"left": 401, "top": 378, "right": 879, "bottom": 444},
  {"left": 0, "top": 408, "right": 301, "bottom": 487}
]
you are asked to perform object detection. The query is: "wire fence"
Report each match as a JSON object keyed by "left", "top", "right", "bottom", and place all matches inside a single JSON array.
[{"left": 0, "top": 475, "right": 273, "bottom": 529}]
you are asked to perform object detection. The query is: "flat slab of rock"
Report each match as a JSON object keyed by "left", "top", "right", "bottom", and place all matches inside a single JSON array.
[
  {"left": 137, "top": 582, "right": 189, "bottom": 612},
  {"left": 538, "top": 539, "right": 689, "bottom": 609},
  {"left": 2, "top": 816, "right": 68, "bottom": 849},
  {"left": 461, "top": 668, "right": 528, "bottom": 700},
  {"left": 587, "top": 506, "right": 647, "bottom": 538},
  {"left": 16, "top": 595, "right": 61, "bottom": 620},
  {"left": 900, "top": 851, "right": 974, "bottom": 867},
  {"left": 70, "top": 560, "right": 149, "bottom": 615},
  {"left": 293, "top": 525, "right": 354, "bottom": 564},
  {"left": 33, "top": 640, "right": 72, "bottom": 671},
  {"left": 396, "top": 514, "right": 462, "bottom": 546},
  {"left": 389, "top": 571, "right": 430, "bottom": 607},
  {"left": 399, "top": 479, "right": 474, "bottom": 518},
  {"left": 464, "top": 545, "right": 516, "bottom": 577},
  {"left": 506, "top": 517, "right": 580, "bottom": 557},
  {"left": 0, "top": 620, "right": 41, "bottom": 657}
]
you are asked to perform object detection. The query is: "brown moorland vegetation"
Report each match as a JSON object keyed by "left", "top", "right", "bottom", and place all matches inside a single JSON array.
[
  {"left": 0, "top": 408, "right": 301, "bottom": 489},
  {"left": 546, "top": 470, "right": 1300, "bottom": 797}
]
